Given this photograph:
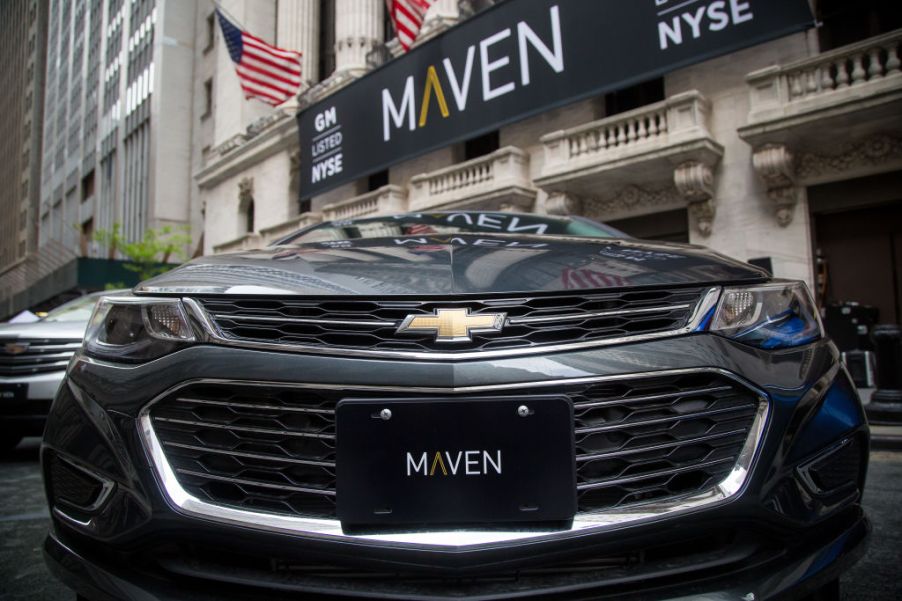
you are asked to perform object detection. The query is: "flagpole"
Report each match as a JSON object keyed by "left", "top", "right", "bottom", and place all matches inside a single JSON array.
[{"left": 211, "top": 0, "right": 248, "bottom": 32}]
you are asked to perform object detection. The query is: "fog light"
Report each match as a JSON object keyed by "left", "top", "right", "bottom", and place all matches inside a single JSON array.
[
  {"left": 798, "top": 437, "right": 864, "bottom": 496},
  {"left": 48, "top": 454, "right": 114, "bottom": 514}
]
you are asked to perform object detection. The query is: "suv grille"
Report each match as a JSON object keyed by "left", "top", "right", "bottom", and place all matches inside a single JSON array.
[
  {"left": 0, "top": 338, "right": 81, "bottom": 376},
  {"left": 194, "top": 287, "right": 708, "bottom": 354},
  {"left": 149, "top": 372, "right": 763, "bottom": 520}
]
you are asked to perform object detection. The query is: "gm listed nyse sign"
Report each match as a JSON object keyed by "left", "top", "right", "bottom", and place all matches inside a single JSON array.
[{"left": 298, "top": 0, "right": 813, "bottom": 198}]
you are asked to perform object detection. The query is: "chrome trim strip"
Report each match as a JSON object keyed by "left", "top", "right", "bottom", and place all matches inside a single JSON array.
[
  {"left": 213, "top": 314, "right": 397, "bottom": 328},
  {"left": 572, "top": 385, "right": 733, "bottom": 410},
  {"left": 509, "top": 304, "right": 693, "bottom": 325},
  {"left": 575, "top": 428, "right": 748, "bottom": 463},
  {"left": 181, "top": 288, "right": 722, "bottom": 362},
  {"left": 152, "top": 416, "right": 334, "bottom": 440},
  {"left": 162, "top": 440, "right": 335, "bottom": 468},
  {"left": 576, "top": 457, "right": 736, "bottom": 491},
  {"left": 574, "top": 405, "right": 755, "bottom": 435},
  {"left": 175, "top": 468, "right": 336, "bottom": 496},
  {"left": 139, "top": 367, "right": 769, "bottom": 548},
  {"left": 174, "top": 396, "right": 334, "bottom": 414}
]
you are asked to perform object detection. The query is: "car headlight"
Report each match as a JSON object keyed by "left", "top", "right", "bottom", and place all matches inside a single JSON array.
[
  {"left": 84, "top": 296, "right": 196, "bottom": 362},
  {"left": 710, "top": 282, "right": 823, "bottom": 349}
]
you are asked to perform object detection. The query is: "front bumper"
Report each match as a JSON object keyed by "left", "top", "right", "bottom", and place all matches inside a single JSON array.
[
  {"left": 41, "top": 334, "right": 870, "bottom": 599},
  {"left": 44, "top": 508, "right": 871, "bottom": 600},
  {"left": 0, "top": 371, "right": 64, "bottom": 434}
]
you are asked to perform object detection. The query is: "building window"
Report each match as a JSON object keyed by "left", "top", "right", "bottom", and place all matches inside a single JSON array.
[
  {"left": 318, "top": 0, "right": 336, "bottom": 82},
  {"left": 817, "top": 0, "right": 902, "bottom": 51},
  {"left": 464, "top": 131, "right": 500, "bottom": 161},
  {"left": 202, "top": 78, "right": 213, "bottom": 119},
  {"left": 80, "top": 217, "right": 94, "bottom": 256},
  {"left": 245, "top": 201, "right": 255, "bottom": 234},
  {"left": 299, "top": 198, "right": 312, "bottom": 215},
  {"left": 81, "top": 170, "right": 96, "bottom": 201},
  {"left": 604, "top": 77, "right": 665, "bottom": 118},
  {"left": 238, "top": 177, "right": 255, "bottom": 235},
  {"left": 204, "top": 13, "right": 216, "bottom": 53},
  {"left": 367, "top": 169, "right": 389, "bottom": 191}
]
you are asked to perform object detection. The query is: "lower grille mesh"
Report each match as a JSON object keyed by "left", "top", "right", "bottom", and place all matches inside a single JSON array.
[{"left": 149, "top": 372, "right": 762, "bottom": 521}]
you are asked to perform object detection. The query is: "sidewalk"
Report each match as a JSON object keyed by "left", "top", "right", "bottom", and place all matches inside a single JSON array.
[{"left": 860, "top": 388, "right": 902, "bottom": 450}]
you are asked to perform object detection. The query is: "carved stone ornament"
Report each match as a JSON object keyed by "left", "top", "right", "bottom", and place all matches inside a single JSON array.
[
  {"left": 751, "top": 144, "right": 798, "bottom": 227},
  {"left": 581, "top": 185, "right": 682, "bottom": 221},
  {"left": 796, "top": 134, "right": 902, "bottom": 180},
  {"left": 674, "top": 161, "right": 716, "bottom": 236}
]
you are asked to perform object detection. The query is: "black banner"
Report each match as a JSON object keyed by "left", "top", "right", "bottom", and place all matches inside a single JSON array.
[{"left": 298, "top": 0, "right": 813, "bottom": 198}]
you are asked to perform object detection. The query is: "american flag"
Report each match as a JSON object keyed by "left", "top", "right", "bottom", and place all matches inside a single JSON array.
[
  {"left": 216, "top": 10, "right": 302, "bottom": 106},
  {"left": 387, "top": 0, "right": 436, "bottom": 51}
]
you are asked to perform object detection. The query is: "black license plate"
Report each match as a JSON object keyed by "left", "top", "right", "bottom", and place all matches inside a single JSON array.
[
  {"left": 336, "top": 396, "right": 575, "bottom": 526},
  {"left": 0, "top": 383, "right": 27, "bottom": 403}
]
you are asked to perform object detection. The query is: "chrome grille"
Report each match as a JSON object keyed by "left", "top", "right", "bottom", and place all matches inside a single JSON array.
[
  {"left": 194, "top": 287, "right": 709, "bottom": 354},
  {"left": 0, "top": 338, "right": 81, "bottom": 376},
  {"left": 149, "top": 373, "right": 763, "bottom": 521}
]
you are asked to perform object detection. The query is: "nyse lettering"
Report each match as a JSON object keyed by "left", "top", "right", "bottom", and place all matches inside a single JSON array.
[
  {"left": 656, "top": 0, "right": 754, "bottom": 50},
  {"left": 382, "top": 5, "right": 564, "bottom": 142},
  {"left": 311, "top": 106, "right": 344, "bottom": 184}
]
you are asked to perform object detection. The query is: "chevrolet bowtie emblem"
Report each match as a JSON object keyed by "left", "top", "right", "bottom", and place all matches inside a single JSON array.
[
  {"left": 397, "top": 309, "right": 506, "bottom": 343},
  {"left": 4, "top": 342, "right": 29, "bottom": 355}
]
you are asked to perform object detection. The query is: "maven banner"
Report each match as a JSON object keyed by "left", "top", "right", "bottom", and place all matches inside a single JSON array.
[{"left": 297, "top": 0, "right": 813, "bottom": 198}]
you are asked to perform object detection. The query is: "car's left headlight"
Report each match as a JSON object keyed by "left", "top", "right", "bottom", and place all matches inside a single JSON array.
[
  {"left": 709, "top": 282, "right": 823, "bottom": 349},
  {"left": 83, "top": 296, "right": 196, "bottom": 363}
]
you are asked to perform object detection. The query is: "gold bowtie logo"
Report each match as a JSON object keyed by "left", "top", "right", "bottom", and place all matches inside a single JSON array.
[
  {"left": 4, "top": 342, "right": 29, "bottom": 355},
  {"left": 396, "top": 308, "right": 506, "bottom": 343}
]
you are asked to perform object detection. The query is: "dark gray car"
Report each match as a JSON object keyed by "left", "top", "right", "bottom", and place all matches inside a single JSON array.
[{"left": 40, "top": 212, "right": 868, "bottom": 601}]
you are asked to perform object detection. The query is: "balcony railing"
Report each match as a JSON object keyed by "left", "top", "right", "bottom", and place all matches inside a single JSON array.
[
  {"left": 408, "top": 146, "right": 535, "bottom": 211},
  {"left": 745, "top": 29, "right": 902, "bottom": 123},
  {"left": 536, "top": 91, "right": 720, "bottom": 191},
  {"left": 321, "top": 185, "right": 408, "bottom": 221},
  {"left": 258, "top": 212, "right": 324, "bottom": 245},
  {"left": 213, "top": 233, "right": 263, "bottom": 254}
]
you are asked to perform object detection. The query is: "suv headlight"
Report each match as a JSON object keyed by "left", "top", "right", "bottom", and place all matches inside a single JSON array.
[
  {"left": 710, "top": 282, "right": 823, "bottom": 349},
  {"left": 84, "top": 296, "right": 195, "bottom": 362}
]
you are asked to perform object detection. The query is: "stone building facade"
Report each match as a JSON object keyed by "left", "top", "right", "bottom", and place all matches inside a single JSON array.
[{"left": 189, "top": 1, "right": 902, "bottom": 326}]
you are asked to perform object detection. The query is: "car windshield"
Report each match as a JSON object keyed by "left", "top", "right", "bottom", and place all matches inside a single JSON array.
[
  {"left": 278, "top": 212, "right": 624, "bottom": 245},
  {"left": 42, "top": 292, "right": 107, "bottom": 323}
]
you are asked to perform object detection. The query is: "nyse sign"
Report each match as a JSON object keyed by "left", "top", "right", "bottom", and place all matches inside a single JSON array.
[{"left": 298, "top": 0, "right": 813, "bottom": 198}]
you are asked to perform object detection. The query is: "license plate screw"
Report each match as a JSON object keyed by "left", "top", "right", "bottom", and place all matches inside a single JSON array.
[
  {"left": 379, "top": 408, "right": 392, "bottom": 421},
  {"left": 517, "top": 405, "right": 532, "bottom": 417}
]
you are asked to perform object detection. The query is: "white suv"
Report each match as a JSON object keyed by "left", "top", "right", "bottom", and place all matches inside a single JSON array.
[{"left": 0, "top": 291, "right": 122, "bottom": 450}]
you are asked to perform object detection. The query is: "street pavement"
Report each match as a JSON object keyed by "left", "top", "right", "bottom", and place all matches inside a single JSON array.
[{"left": 1, "top": 438, "right": 900, "bottom": 600}]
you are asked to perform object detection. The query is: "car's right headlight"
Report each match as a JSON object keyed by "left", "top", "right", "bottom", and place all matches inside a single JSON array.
[
  {"left": 83, "top": 296, "right": 196, "bottom": 363},
  {"left": 709, "top": 282, "right": 823, "bottom": 350}
]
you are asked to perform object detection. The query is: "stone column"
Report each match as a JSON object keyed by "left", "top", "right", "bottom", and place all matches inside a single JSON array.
[
  {"left": 335, "top": 0, "right": 384, "bottom": 76},
  {"left": 277, "top": 0, "right": 320, "bottom": 89}
]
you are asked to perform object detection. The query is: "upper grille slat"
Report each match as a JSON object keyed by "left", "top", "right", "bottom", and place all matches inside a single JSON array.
[
  {"left": 195, "top": 287, "right": 708, "bottom": 355},
  {"left": 149, "top": 372, "right": 763, "bottom": 521},
  {"left": 0, "top": 338, "right": 80, "bottom": 375}
]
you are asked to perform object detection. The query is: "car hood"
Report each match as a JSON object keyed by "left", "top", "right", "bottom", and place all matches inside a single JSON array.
[
  {"left": 135, "top": 235, "right": 768, "bottom": 297},
  {"left": 0, "top": 319, "right": 89, "bottom": 339}
]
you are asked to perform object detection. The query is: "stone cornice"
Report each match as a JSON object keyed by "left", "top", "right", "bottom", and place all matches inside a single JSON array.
[{"left": 195, "top": 113, "right": 297, "bottom": 190}]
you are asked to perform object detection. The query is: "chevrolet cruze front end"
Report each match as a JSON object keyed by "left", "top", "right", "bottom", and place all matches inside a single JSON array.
[{"left": 41, "top": 213, "right": 869, "bottom": 601}]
